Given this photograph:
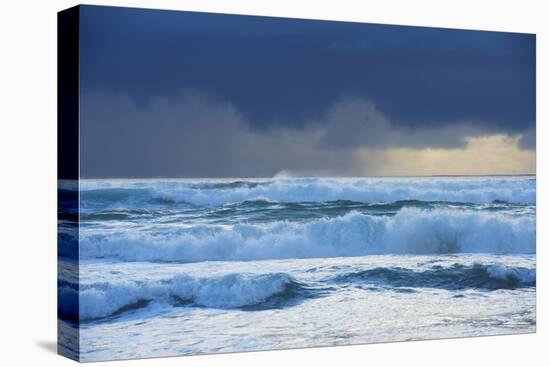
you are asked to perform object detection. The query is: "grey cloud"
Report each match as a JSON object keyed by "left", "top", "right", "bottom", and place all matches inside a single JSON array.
[
  {"left": 80, "top": 91, "right": 534, "bottom": 178},
  {"left": 319, "top": 98, "right": 491, "bottom": 150},
  {"left": 80, "top": 91, "right": 363, "bottom": 178},
  {"left": 518, "top": 127, "right": 536, "bottom": 150}
]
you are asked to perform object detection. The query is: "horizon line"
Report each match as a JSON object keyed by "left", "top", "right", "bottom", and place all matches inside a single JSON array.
[{"left": 72, "top": 173, "right": 536, "bottom": 180}]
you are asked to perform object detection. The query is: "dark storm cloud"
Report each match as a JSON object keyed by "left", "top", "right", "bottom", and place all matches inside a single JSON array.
[
  {"left": 79, "top": 91, "right": 531, "bottom": 178},
  {"left": 77, "top": 5, "right": 536, "bottom": 177},
  {"left": 318, "top": 98, "right": 489, "bottom": 150},
  {"left": 80, "top": 91, "right": 363, "bottom": 178},
  {"left": 79, "top": 5, "right": 535, "bottom": 132}
]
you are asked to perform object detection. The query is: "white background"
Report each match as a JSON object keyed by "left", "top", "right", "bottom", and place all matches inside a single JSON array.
[{"left": 0, "top": 0, "right": 547, "bottom": 365}]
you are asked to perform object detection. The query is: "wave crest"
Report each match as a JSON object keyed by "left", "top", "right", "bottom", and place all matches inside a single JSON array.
[
  {"left": 334, "top": 263, "right": 536, "bottom": 290},
  {"left": 61, "top": 263, "right": 535, "bottom": 322},
  {"left": 80, "top": 208, "right": 535, "bottom": 262},
  {"left": 80, "top": 177, "right": 536, "bottom": 207},
  {"left": 69, "top": 273, "right": 304, "bottom": 321}
]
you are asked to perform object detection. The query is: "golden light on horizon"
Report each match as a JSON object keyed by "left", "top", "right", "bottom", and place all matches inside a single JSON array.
[{"left": 357, "top": 134, "right": 535, "bottom": 176}]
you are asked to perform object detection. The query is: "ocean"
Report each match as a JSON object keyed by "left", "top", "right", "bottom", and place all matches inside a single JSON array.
[{"left": 58, "top": 176, "right": 536, "bottom": 361}]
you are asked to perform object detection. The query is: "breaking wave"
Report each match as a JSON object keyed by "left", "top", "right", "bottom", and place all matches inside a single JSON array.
[
  {"left": 62, "top": 273, "right": 310, "bottom": 321},
  {"left": 79, "top": 177, "right": 535, "bottom": 207},
  {"left": 80, "top": 208, "right": 535, "bottom": 262},
  {"left": 334, "top": 263, "right": 536, "bottom": 290},
  {"left": 61, "top": 263, "right": 535, "bottom": 322}
]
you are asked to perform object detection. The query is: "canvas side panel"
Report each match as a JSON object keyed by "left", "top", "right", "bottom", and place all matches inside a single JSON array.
[{"left": 57, "top": 5, "right": 80, "bottom": 362}]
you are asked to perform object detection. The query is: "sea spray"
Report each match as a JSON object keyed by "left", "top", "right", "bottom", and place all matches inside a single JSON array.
[{"left": 79, "top": 208, "right": 535, "bottom": 262}]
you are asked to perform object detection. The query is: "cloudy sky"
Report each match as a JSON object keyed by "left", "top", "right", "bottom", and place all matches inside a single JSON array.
[{"left": 79, "top": 5, "right": 535, "bottom": 178}]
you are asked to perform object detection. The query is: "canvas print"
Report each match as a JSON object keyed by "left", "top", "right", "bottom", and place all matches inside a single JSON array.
[{"left": 57, "top": 5, "right": 536, "bottom": 362}]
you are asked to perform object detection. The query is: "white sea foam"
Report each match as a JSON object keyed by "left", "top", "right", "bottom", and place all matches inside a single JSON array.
[
  {"left": 79, "top": 176, "right": 536, "bottom": 206},
  {"left": 79, "top": 208, "right": 535, "bottom": 262},
  {"left": 77, "top": 273, "right": 295, "bottom": 320},
  {"left": 73, "top": 254, "right": 536, "bottom": 361},
  {"left": 71, "top": 261, "right": 535, "bottom": 321}
]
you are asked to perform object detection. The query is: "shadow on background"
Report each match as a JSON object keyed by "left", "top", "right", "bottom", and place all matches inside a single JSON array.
[{"left": 36, "top": 340, "right": 57, "bottom": 354}]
